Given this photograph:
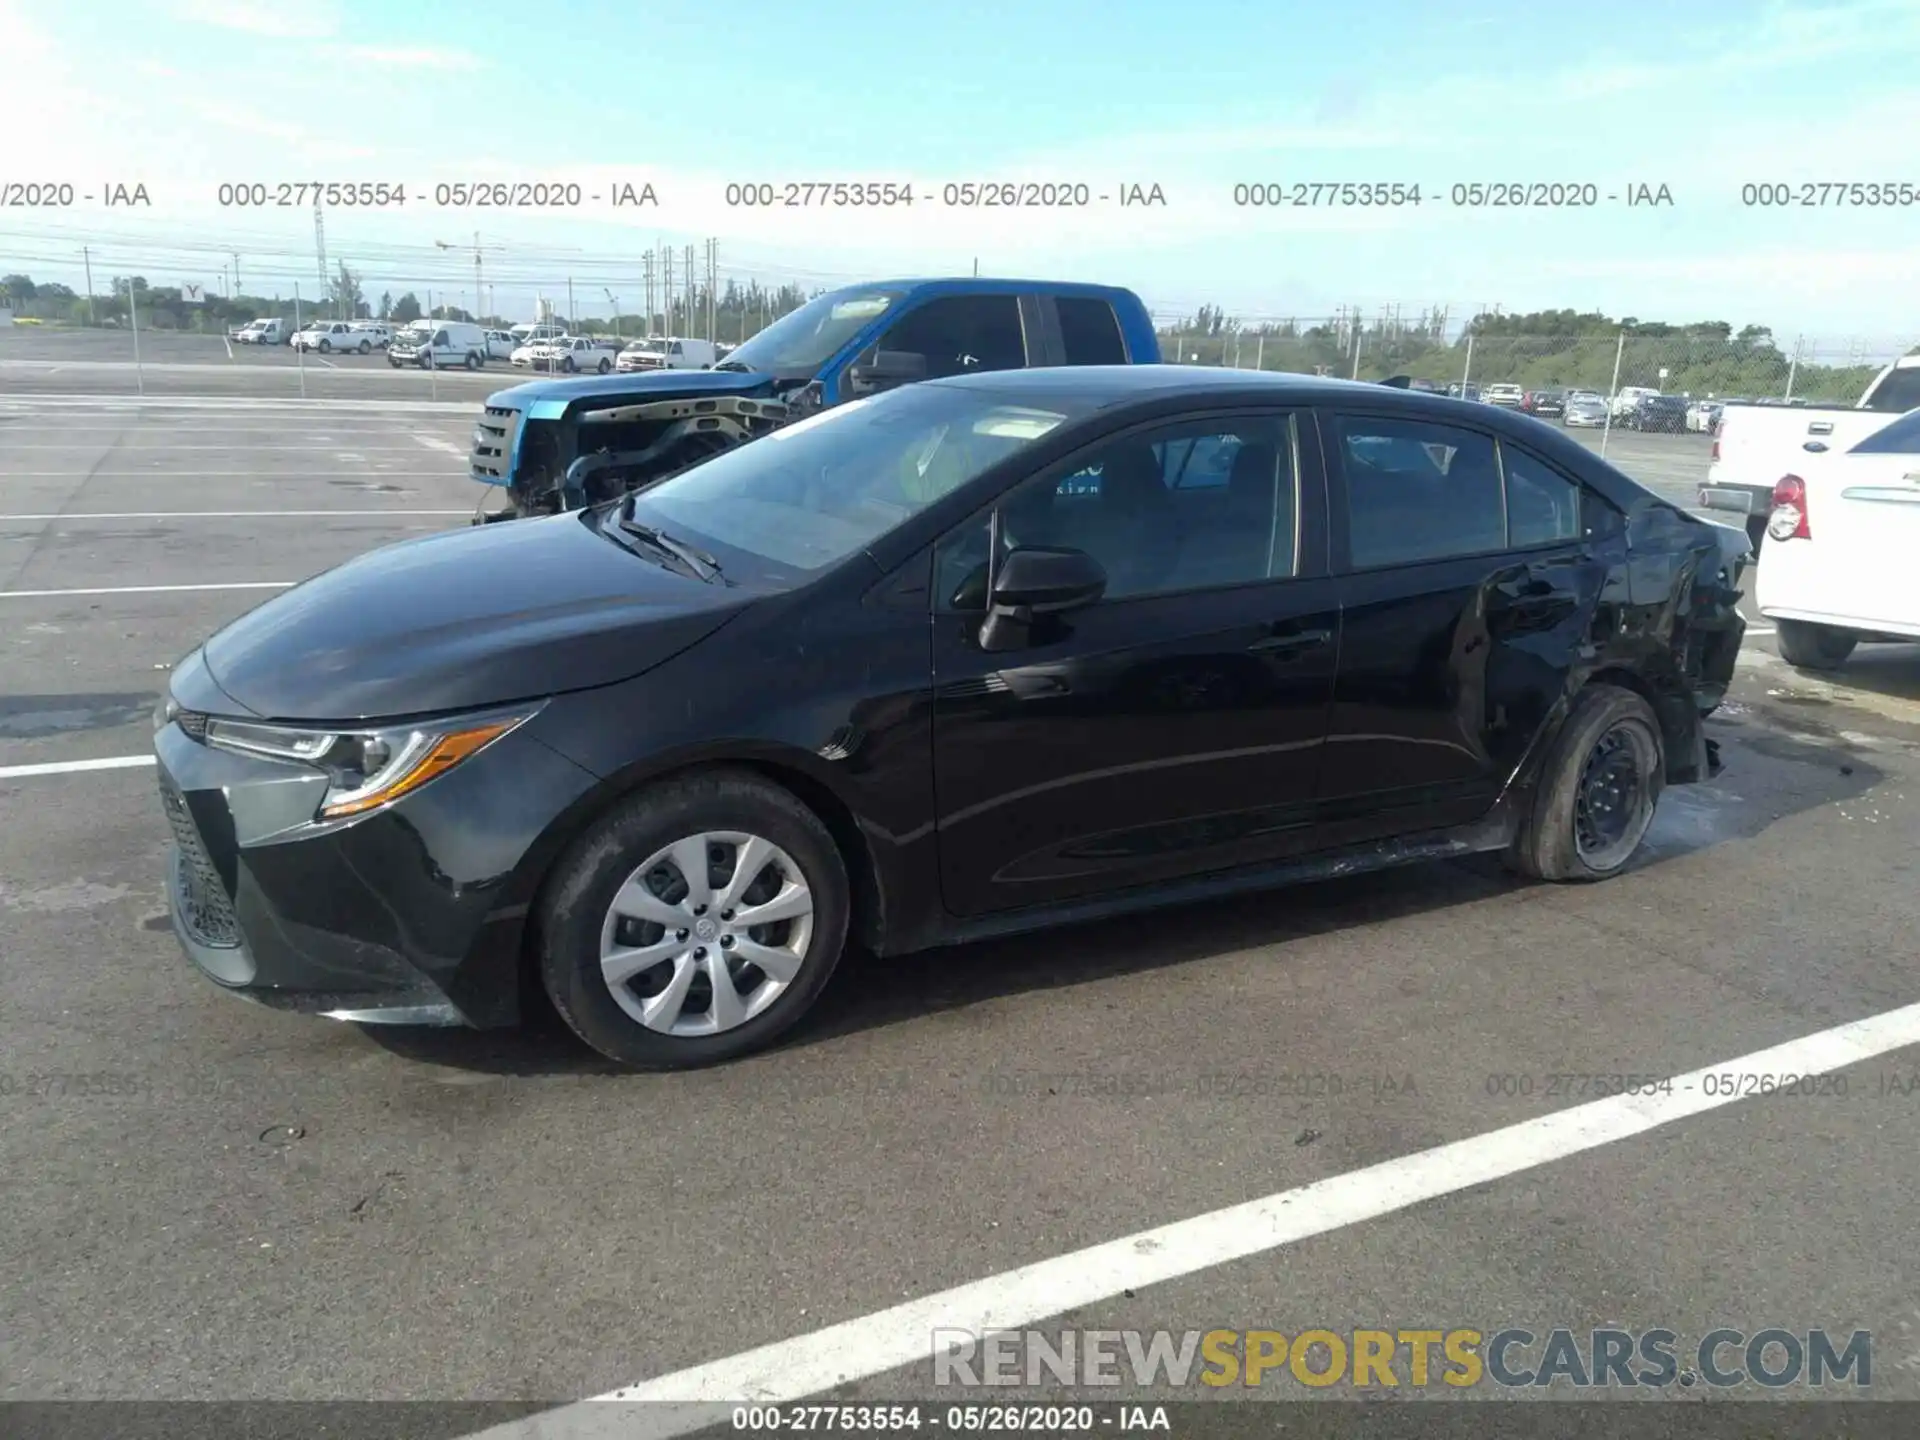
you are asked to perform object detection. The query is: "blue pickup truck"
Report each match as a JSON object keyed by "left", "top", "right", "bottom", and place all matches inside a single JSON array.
[{"left": 468, "top": 276, "right": 1161, "bottom": 519}]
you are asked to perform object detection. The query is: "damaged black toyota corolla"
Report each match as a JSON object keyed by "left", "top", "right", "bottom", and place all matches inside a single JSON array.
[{"left": 155, "top": 367, "right": 1748, "bottom": 1069}]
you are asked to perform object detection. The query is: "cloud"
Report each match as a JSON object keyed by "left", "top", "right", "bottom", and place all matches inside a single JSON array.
[
  {"left": 169, "top": 0, "right": 339, "bottom": 38},
  {"left": 331, "top": 44, "right": 486, "bottom": 70}
]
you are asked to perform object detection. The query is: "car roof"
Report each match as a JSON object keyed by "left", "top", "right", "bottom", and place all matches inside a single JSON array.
[
  {"left": 830, "top": 276, "right": 1141, "bottom": 303},
  {"left": 924, "top": 363, "right": 1486, "bottom": 408}
]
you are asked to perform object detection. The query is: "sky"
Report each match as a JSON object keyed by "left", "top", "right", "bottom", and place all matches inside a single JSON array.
[{"left": 1, "top": 0, "right": 1917, "bottom": 343}]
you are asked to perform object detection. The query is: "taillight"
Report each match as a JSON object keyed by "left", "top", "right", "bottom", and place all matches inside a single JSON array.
[
  {"left": 1768, "top": 474, "right": 1810, "bottom": 541},
  {"left": 1710, "top": 437, "right": 1720, "bottom": 460}
]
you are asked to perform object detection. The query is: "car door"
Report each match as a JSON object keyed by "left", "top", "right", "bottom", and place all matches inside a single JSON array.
[
  {"left": 1315, "top": 407, "right": 1620, "bottom": 848},
  {"left": 929, "top": 407, "right": 1340, "bottom": 918}
]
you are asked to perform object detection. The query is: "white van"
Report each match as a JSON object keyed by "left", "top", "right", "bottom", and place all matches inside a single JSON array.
[
  {"left": 388, "top": 321, "right": 489, "bottom": 370},
  {"left": 614, "top": 335, "right": 717, "bottom": 372}
]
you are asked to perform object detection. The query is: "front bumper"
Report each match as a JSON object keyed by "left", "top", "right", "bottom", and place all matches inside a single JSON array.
[{"left": 153, "top": 679, "right": 601, "bottom": 1029}]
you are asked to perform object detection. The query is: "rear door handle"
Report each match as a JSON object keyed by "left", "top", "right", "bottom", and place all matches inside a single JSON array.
[{"left": 1250, "top": 627, "right": 1332, "bottom": 655}]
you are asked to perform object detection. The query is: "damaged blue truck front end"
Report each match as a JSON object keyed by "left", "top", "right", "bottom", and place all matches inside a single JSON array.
[{"left": 467, "top": 277, "right": 1162, "bottom": 519}]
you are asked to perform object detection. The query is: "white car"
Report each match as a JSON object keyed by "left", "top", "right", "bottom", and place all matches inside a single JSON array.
[
  {"left": 350, "top": 322, "right": 393, "bottom": 350},
  {"left": 1483, "top": 383, "right": 1525, "bottom": 408},
  {"left": 1610, "top": 385, "right": 1660, "bottom": 418},
  {"left": 1755, "top": 407, "right": 1920, "bottom": 669},
  {"left": 293, "top": 321, "right": 373, "bottom": 354},
  {"left": 511, "top": 337, "right": 561, "bottom": 367},
  {"left": 485, "top": 329, "right": 518, "bottom": 361}
]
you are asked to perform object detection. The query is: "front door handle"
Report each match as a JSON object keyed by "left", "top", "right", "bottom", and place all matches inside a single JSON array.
[{"left": 1250, "top": 627, "right": 1332, "bottom": 656}]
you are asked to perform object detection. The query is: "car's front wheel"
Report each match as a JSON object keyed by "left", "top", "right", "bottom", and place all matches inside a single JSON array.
[
  {"left": 1775, "top": 619, "right": 1857, "bottom": 670},
  {"left": 597, "top": 357, "right": 611, "bottom": 374},
  {"left": 1507, "top": 684, "right": 1664, "bottom": 882},
  {"left": 318, "top": 339, "right": 331, "bottom": 353},
  {"left": 358, "top": 340, "right": 371, "bottom": 354},
  {"left": 537, "top": 769, "right": 852, "bottom": 1069}
]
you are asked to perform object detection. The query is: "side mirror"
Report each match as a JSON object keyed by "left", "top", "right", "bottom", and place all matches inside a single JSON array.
[
  {"left": 846, "top": 349, "right": 927, "bottom": 395},
  {"left": 978, "top": 546, "right": 1105, "bottom": 650}
]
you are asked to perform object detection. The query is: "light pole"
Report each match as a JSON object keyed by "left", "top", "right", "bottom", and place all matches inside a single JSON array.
[
  {"left": 435, "top": 233, "right": 489, "bottom": 322},
  {"left": 604, "top": 289, "right": 620, "bottom": 340}
]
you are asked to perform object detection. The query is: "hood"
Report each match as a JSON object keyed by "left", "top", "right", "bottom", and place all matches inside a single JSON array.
[
  {"left": 486, "top": 368, "right": 773, "bottom": 417},
  {"left": 200, "top": 512, "right": 752, "bottom": 723}
]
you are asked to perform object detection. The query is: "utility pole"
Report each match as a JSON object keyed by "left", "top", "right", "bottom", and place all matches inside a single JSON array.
[
  {"left": 706, "top": 237, "right": 716, "bottom": 344},
  {"left": 685, "top": 245, "right": 695, "bottom": 340},
  {"left": 313, "top": 199, "right": 328, "bottom": 315},
  {"left": 663, "top": 247, "right": 674, "bottom": 333},
  {"left": 472, "top": 232, "right": 483, "bottom": 324},
  {"left": 567, "top": 276, "right": 576, "bottom": 332},
  {"left": 82, "top": 246, "right": 95, "bottom": 325},
  {"left": 642, "top": 251, "right": 655, "bottom": 335}
]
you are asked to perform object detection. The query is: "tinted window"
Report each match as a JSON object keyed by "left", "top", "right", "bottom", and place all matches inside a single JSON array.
[
  {"left": 878, "top": 296, "right": 1026, "bottom": 378},
  {"left": 1851, "top": 409, "right": 1920, "bottom": 453},
  {"left": 1865, "top": 366, "right": 1920, "bottom": 413},
  {"left": 1501, "top": 444, "right": 1583, "bottom": 547},
  {"left": 1335, "top": 415, "right": 1504, "bottom": 568},
  {"left": 937, "top": 416, "right": 1298, "bottom": 608},
  {"left": 1056, "top": 297, "right": 1127, "bottom": 365}
]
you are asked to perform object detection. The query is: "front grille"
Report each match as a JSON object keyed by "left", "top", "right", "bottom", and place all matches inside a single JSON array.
[
  {"left": 159, "top": 775, "right": 240, "bottom": 948},
  {"left": 470, "top": 404, "right": 519, "bottom": 483}
]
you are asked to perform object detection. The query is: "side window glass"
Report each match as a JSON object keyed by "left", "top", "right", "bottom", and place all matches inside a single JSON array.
[
  {"left": 1056, "top": 297, "right": 1127, "bottom": 364},
  {"left": 879, "top": 296, "right": 1026, "bottom": 379},
  {"left": 936, "top": 416, "right": 1297, "bottom": 608},
  {"left": 1501, "top": 445, "right": 1583, "bottom": 547},
  {"left": 1851, "top": 410, "right": 1920, "bottom": 453},
  {"left": 669, "top": 341, "right": 683, "bottom": 355},
  {"left": 1336, "top": 416, "right": 1504, "bottom": 568}
]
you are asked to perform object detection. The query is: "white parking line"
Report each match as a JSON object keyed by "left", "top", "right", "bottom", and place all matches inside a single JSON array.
[
  {"left": 413, "top": 433, "right": 471, "bottom": 460},
  {"left": 464, "top": 999, "right": 1920, "bottom": 1440},
  {"left": 1747, "top": 626, "right": 1777, "bottom": 636},
  {"left": 0, "top": 396, "right": 477, "bottom": 414},
  {"left": 0, "top": 510, "right": 469, "bottom": 520},
  {"left": 0, "top": 755, "right": 156, "bottom": 780},
  {"left": 0, "top": 581, "right": 295, "bottom": 598}
]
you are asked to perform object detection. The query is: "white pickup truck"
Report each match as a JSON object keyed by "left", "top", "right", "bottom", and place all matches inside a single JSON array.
[
  {"left": 524, "top": 335, "right": 621, "bottom": 374},
  {"left": 1698, "top": 355, "right": 1920, "bottom": 548}
]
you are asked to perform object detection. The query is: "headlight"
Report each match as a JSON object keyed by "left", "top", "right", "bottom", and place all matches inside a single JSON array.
[
  {"left": 153, "top": 695, "right": 179, "bottom": 731},
  {"left": 202, "top": 705, "right": 540, "bottom": 821}
]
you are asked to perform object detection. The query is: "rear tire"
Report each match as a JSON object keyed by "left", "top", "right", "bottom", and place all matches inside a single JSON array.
[
  {"left": 1775, "top": 619, "right": 1856, "bottom": 670},
  {"left": 1506, "top": 684, "right": 1664, "bottom": 883},
  {"left": 465, "top": 352, "right": 481, "bottom": 371},
  {"left": 537, "top": 769, "right": 851, "bottom": 1070}
]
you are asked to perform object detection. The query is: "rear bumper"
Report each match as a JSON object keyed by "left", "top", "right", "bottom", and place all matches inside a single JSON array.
[{"left": 1698, "top": 483, "right": 1771, "bottom": 518}]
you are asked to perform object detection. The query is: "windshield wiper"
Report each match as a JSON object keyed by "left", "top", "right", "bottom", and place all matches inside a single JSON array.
[{"left": 614, "top": 505, "right": 723, "bottom": 582}]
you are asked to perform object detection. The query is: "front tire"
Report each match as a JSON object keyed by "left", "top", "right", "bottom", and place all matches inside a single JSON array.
[
  {"left": 537, "top": 769, "right": 851, "bottom": 1070},
  {"left": 1775, "top": 619, "right": 1857, "bottom": 670},
  {"left": 1507, "top": 684, "right": 1664, "bottom": 882},
  {"left": 318, "top": 339, "right": 331, "bottom": 353},
  {"left": 597, "top": 357, "right": 611, "bottom": 374},
  {"left": 358, "top": 340, "right": 371, "bottom": 354},
  {"left": 561, "top": 356, "right": 576, "bottom": 373}
]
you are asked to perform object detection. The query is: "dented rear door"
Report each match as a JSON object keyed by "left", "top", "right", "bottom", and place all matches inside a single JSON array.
[{"left": 1314, "top": 409, "right": 1614, "bottom": 849}]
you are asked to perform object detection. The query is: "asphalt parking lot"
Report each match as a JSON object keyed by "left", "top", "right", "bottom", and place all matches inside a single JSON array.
[{"left": 5, "top": 344, "right": 1920, "bottom": 1429}]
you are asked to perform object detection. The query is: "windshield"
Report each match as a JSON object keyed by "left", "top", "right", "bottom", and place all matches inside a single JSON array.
[
  {"left": 621, "top": 381, "right": 1076, "bottom": 579},
  {"left": 720, "top": 287, "right": 905, "bottom": 374}
]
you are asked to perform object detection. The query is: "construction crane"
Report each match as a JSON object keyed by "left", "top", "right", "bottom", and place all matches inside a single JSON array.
[{"left": 313, "top": 198, "right": 329, "bottom": 314}]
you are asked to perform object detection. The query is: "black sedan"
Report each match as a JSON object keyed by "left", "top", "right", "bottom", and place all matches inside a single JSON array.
[
  {"left": 155, "top": 367, "right": 1749, "bottom": 1069},
  {"left": 1625, "top": 394, "right": 1689, "bottom": 432},
  {"left": 1521, "top": 388, "right": 1566, "bottom": 418}
]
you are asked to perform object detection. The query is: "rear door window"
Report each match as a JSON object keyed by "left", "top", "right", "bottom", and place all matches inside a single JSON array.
[
  {"left": 1056, "top": 297, "right": 1127, "bottom": 364},
  {"left": 1333, "top": 415, "right": 1506, "bottom": 568}
]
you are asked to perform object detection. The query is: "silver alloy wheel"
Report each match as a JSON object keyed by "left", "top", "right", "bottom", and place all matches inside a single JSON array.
[{"left": 598, "top": 830, "right": 815, "bottom": 1036}]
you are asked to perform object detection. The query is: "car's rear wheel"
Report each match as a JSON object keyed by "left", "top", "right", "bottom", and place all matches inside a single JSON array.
[
  {"left": 1775, "top": 619, "right": 1857, "bottom": 670},
  {"left": 1507, "top": 684, "right": 1664, "bottom": 882},
  {"left": 465, "top": 351, "right": 481, "bottom": 370},
  {"left": 537, "top": 769, "right": 851, "bottom": 1069}
]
